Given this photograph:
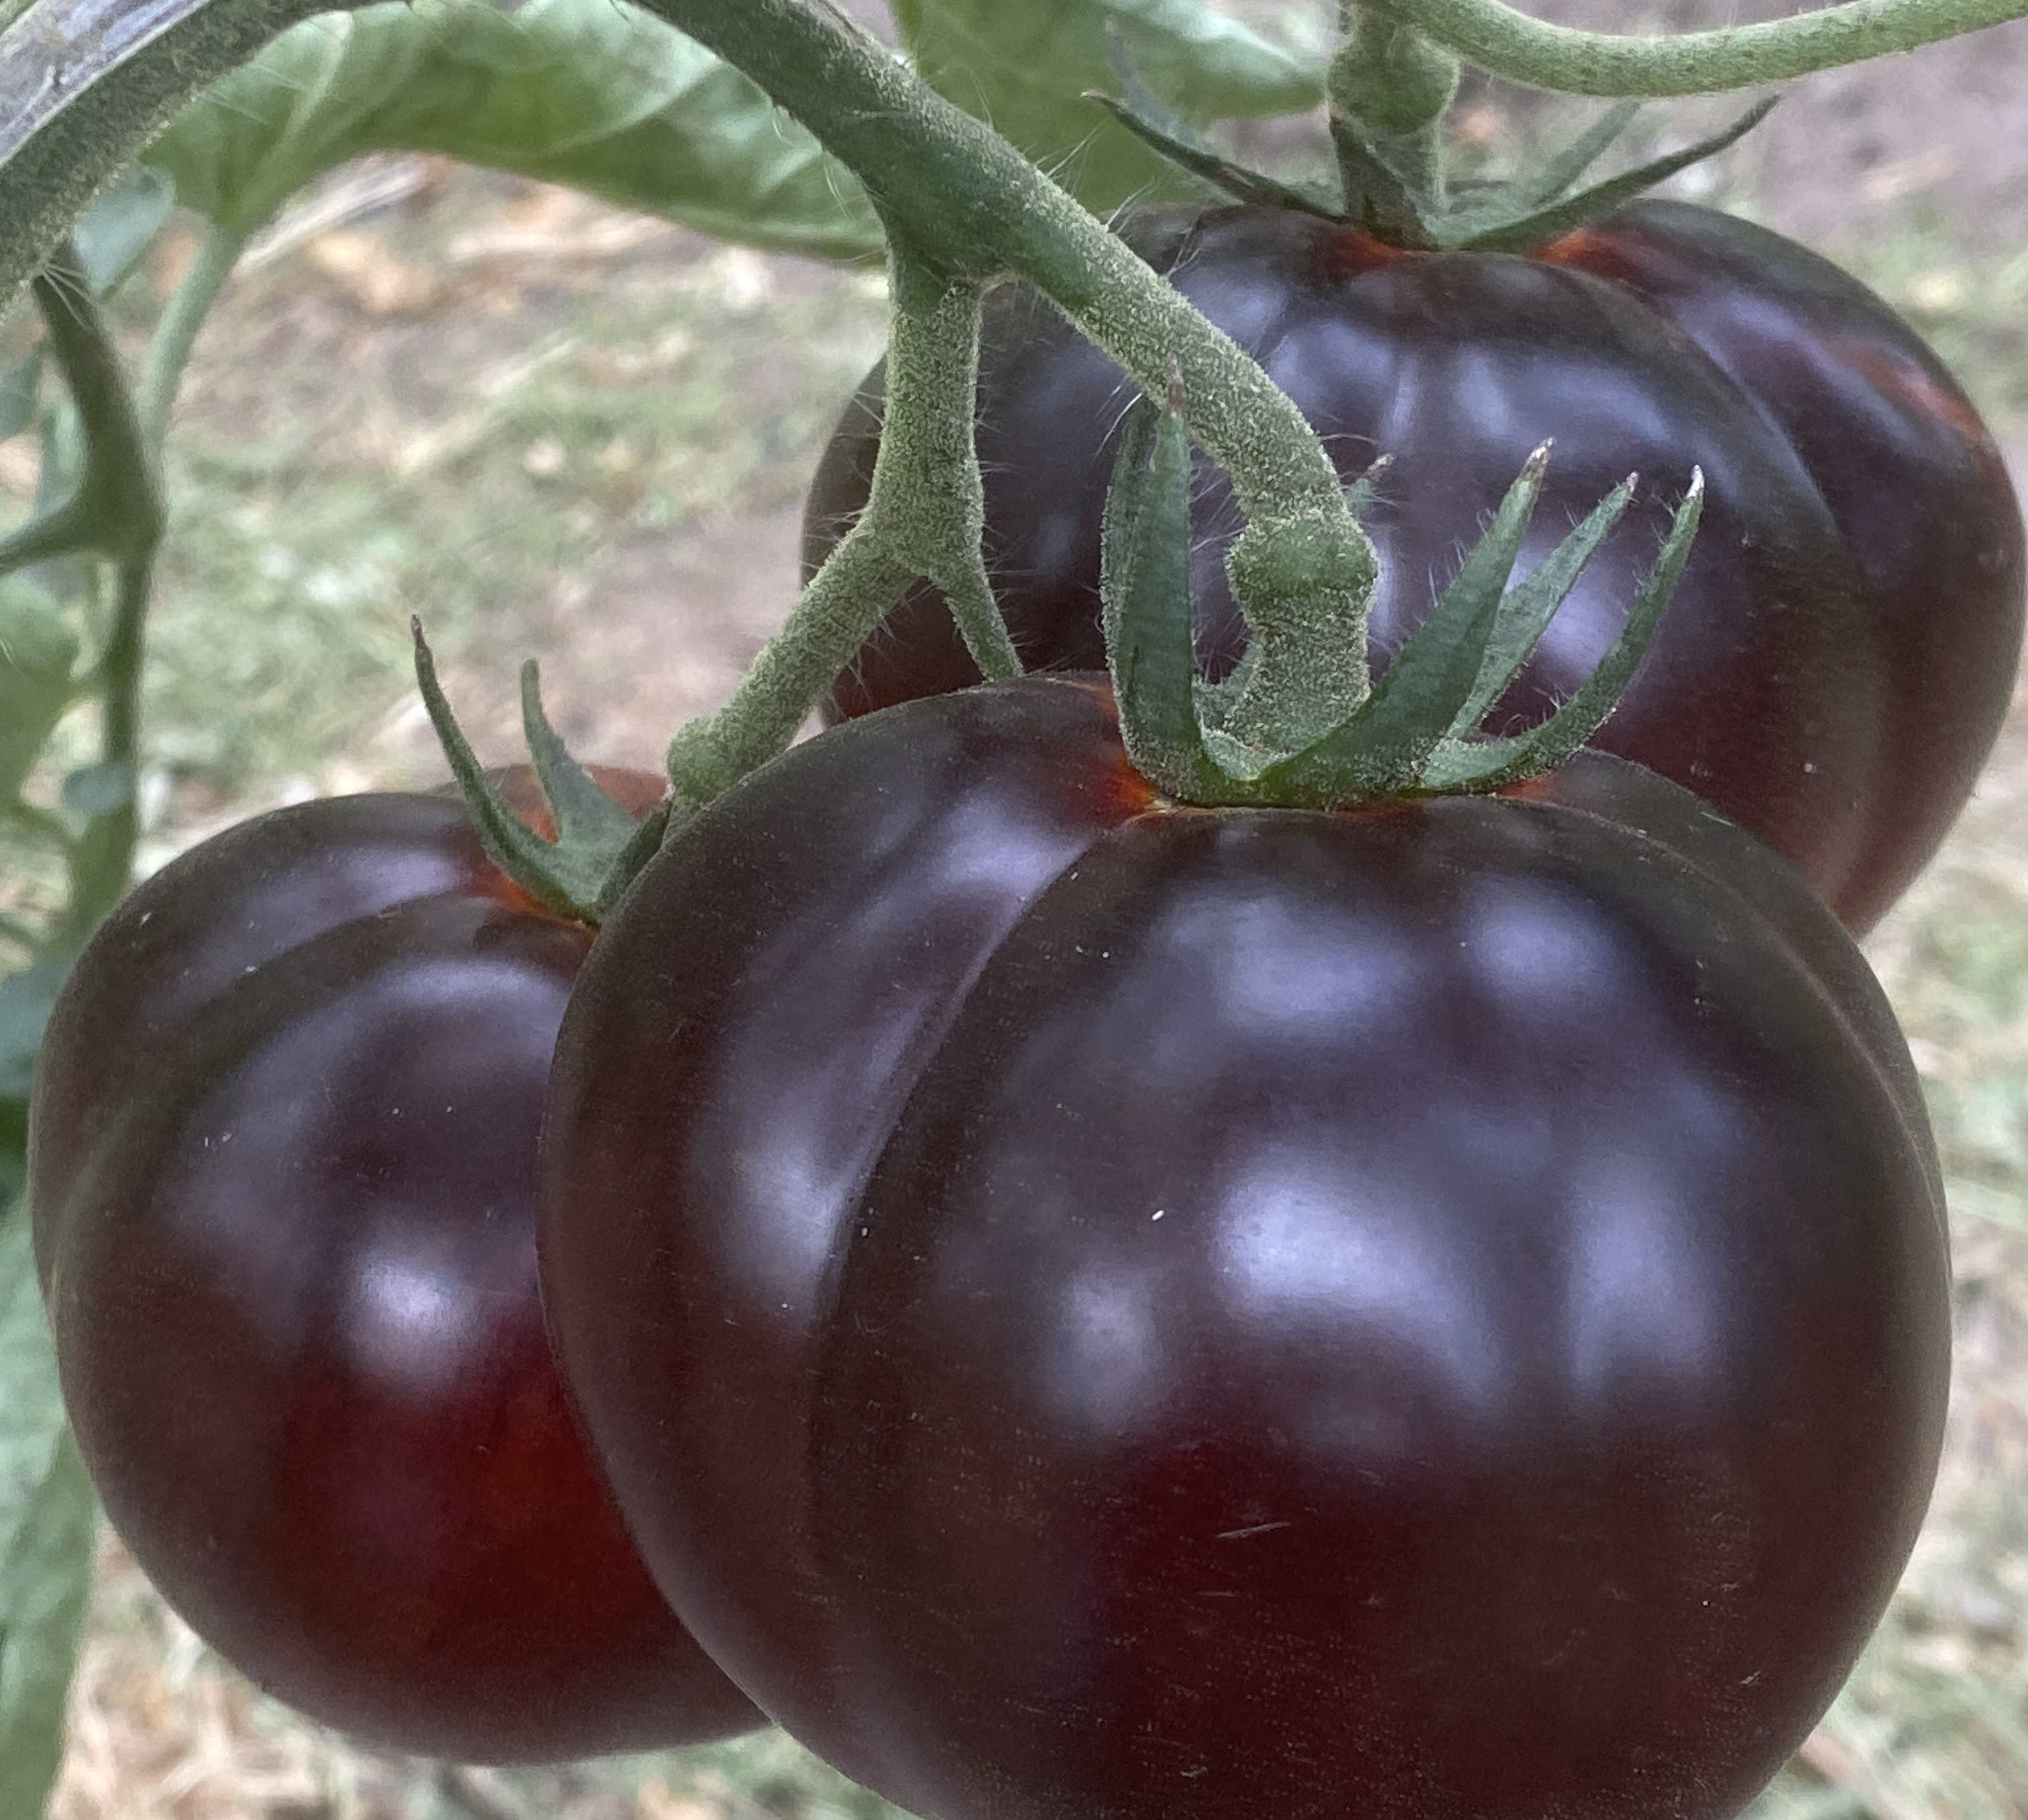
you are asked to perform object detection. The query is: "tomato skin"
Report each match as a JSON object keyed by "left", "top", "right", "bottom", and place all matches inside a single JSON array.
[
  {"left": 541, "top": 681, "right": 1149, "bottom": 1805},
  {"left": 541, "top": 677, "right": 1949, "bottom": 1820},
  {"left": 29, "top": 781, "right": 760, "bottom": 1764},
  {"left": 803, "top": 201, "right": 2025, "bottom": 932}
]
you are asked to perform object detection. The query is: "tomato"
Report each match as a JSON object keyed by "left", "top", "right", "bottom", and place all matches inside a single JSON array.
[
  {"left": 540, "top": 676, "right": 1950, "bottom": 1820},
  {"left": 803, "top": 201, "right": 2026, "bottom": 933},
  {"left": 27, "top": 773, "right": 761, "bottom": 1763}
]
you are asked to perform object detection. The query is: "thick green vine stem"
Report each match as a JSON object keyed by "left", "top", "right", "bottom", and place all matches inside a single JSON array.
[
  {"left": 663, "top": 240, "right": 1019, "bottom": 814},
  {"left": 1331, "top": 2, "right": 1459, "bottom": 227},
  {"left": 1371, "top": 0, "right": 2028, "bottom": 95},
  {"left": 0, "top": 0, "right": 366, "bottom": 310},
  {"left": 637, "top": 0, "right": 1379, "bottom": 764},
  {"left": 3, "top": 245, "right": 164, "bottom": 950}
]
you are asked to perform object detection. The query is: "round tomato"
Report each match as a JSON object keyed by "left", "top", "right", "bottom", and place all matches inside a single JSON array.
[
  {"left": 803, "top": 200, "right": 2025, "bottom": 932},
  {"left": 28, "top": 774, "right": 761, "bottom": 1763},
  {"left": 541, "top": 677, "right": 1949, "bottom": 1820}
]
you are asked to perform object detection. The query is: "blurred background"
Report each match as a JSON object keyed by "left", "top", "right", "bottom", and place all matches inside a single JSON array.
[{"left": 6, "top": 0, "right": 2027, "bottom": 1815}]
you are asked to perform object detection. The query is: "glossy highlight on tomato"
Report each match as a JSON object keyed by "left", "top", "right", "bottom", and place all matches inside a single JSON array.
[
  {"left": 541, "top": 676, "right": 1950, "bottom": 1820},
  {"left": 803, "top": 201, "right": 2026, "bottom": 931},
  {"left": 28, "top": 773, "right": 760, "bottom": 1764}
]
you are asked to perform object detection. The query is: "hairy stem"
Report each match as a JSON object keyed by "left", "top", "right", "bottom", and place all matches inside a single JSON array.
[
  {"left": 1372, "top": 0, "right": 2028, "bottom": 94},
  {"left": 639, "top": 0, "right": 1375, "bottom": 773},
  {"left": 0, "top": 0, "right": 363, "bottom": 312},
  {"left": 22, "top": 248, "right": 164, "bottom": 946},
  {"left": 1331, "top": 1, "right": 1458, "bottom": 217},
  {"left": 665, "top": 523, "right": 916, "bottom": 807},
  {"left": 137, "top": 219, "right": 249, "bottom": 453},
  {"left": 666, "top": 241, "right": 1021, "bottom": 803}
]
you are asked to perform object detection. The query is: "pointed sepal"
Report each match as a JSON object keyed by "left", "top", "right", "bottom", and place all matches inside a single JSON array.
[
  {"left": 1090, "top": 25, "right": 1347, "bottom": 221},
  {"left": 1506, "top": 101, "right": 1642, "bottom": 213},
  {"left": 520, "top": 660, "right": 649, "bottom": 854},
  {"left": 1103, "top": 374, "right": 1225, "bottom": 799},
  {"left": 1341, "top": 453, "right": 1393, "bottom": 524},
  {"left": 1086, "top": 92, "right": 1348, "bottom": 223},
  {"left": 1421, "top": 469, "right": 1704, "bottom": 791},
  {"left": 1330, "top": 113, "right": 1445, "bottom": 249},
  {"left": 1455, "top": 99, "right": 1777, "bottom": 252},
  {"left": 412, "top": 620, "right": 664, "bottom": 924},
  {"left": 1445, "top": 473, "right": 1636, "bottom": 738}
]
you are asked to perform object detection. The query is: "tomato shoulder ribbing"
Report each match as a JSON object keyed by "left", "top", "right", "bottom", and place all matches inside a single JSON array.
[
  {"left": 803, "top": 201, "right": 2025, "bottom": 931},
  {"left": 541, "top": 676, "right": 1948, "bottom": 1820}
]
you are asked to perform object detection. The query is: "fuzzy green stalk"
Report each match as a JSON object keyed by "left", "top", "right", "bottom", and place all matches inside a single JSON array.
[
  {"left": 1331, "top": 1, "right": 1460, "bottom": 215},
  {"left": 665, "top": 243, "right": 1017, "bottom": 809},
  {"left": 642, "top": 0, "right": 1375, "bottom": 758},
  {"left": 136, "top": 219, "right": 251, "bottom": 453},
  {"left": 15, "top": 250, "right": 164, "bottom": 948},
  {"left": 1372, "top": 0, "right": 2028, "bottom": 93}
]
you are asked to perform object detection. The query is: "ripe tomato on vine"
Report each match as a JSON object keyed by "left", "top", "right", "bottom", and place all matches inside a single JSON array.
[{"left": 806, "top": 198, "right": 2024, "bottom": 933}]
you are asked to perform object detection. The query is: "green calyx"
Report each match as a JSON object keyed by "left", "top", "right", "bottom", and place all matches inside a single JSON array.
[
  {"left": 1094, "top": 21, "right": 1777, "bottom": 254},
  {"left": 1102, "top": 393, "right": 1703, "bottom": 812},
  {"left": 411, "top": 621, "right": 667, "bottom": 925}
]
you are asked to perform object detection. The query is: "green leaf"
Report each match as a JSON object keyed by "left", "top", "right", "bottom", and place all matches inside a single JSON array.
[
  {"left": 58, "top": 761, "right": 133, "bottom": 819},
  {"left": 0, "top": 577, "right": 79, "bottom": 803},
  {"left": 893, "top": 0, "right": 1320, "bottom": 213},
  {"left": 0, "top": 1198, "right": 96, "bottom": 1820},
  {"left": 0, "top": 960, "right": 67, "bottom": 1105},
  {"left": 70, "top": 162, "right": 174, "bottom": 296},
  {"left": 0, "top": 352, "right": 42, "bottom": 443},
  {"left": 142, "top": 0, "right": 883, "bottom": 259}
]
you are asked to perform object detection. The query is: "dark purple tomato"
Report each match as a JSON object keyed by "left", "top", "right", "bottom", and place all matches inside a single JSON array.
[
  {"left": 28, "top": 772, "right": 761, "bottom": 1763},
  {"left": 803, "top": 201, "right": 2025, "bottom": 933},
  {"left": 540, "top": 676, "right": 1950, "bottom": 1820}
]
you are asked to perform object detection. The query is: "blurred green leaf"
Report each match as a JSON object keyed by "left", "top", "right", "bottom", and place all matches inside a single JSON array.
[
  {"left": 893, "top": 0, "right": 1322, "bottom": 211},
  {"left": 71, "top": 162, "right": 175, "bottom": 297},
  {"left": 0, "top": 960, "right": 66, "bottom": 1105},
  {"left": 0, "top": 1199, "right": 95, "bottom": 1820},
  {"left": 0, "top": 352, "right": 41, "bottom": 443},
  {"left": 143, "top": 0, "right": 884, "bottom": 259},
  {"left": 58, "top": 762, "right": 133, "bottom": 819},
  {"left": 0, "top": 577, "right": 79, "bottom": 803}
]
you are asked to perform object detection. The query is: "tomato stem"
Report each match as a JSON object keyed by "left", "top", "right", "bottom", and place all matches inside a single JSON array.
[
  {"left": 1375, "top": 0, "right": 2028, "bottom": 95},
  {"left": 637, "top": 0, "right": 1381, "bottom": 766},
  {"left": 135, "top": 219, "right": 249, "bottom": 455},
  {"left": 0, "top": 245, "right": 164, "bottom": 951},
  {"left": 664, "top": 244, "right": 1021, "bottom": 812},
  {"left": 0, "top": 0, "right": 347, "bottom": 319},
  {"left": 1330, "top": 3, "right": 1457, "bottom": 235}
]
